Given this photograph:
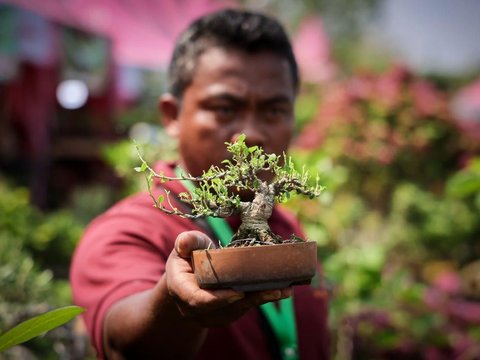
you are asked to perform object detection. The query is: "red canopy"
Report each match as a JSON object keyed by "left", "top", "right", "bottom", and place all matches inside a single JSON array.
[{"left": 1, "top": 0, "right": 231, "bottom": 68}]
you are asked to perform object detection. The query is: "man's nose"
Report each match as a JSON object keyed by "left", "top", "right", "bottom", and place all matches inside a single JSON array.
[{"left": 231, "top": 113, "right": 266, "bottom": 147}]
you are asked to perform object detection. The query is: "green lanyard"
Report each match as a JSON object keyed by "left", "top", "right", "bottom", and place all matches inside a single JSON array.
[{"left": 175, "top": 168, "right": 299, "bottom": 360}]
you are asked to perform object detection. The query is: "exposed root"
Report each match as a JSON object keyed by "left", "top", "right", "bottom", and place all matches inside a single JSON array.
[
  {"left": 227, "top": 232, "right": 305, "bottom": 247},
  {"left": 228, "top": 238, "right": 276, "bottom": 247}
]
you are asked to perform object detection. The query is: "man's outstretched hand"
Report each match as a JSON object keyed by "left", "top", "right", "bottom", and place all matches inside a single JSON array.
[
  {"left": 165, "top": 230, "right": 292, "bottom": 327},
  {"left": 104, "top": 230, "right": 292, "bottom": 359}
]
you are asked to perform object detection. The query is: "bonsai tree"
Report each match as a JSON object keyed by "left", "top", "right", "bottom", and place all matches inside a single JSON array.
[{"left": 136, "top": 134, "right": 324, "bottom": 247}]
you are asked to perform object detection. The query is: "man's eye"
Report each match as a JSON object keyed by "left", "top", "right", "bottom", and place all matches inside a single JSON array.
[
  {"left": 269, "top": 108, "right": 286, "bottom": 115},
  {"left": 265, "top": 107, "right": 289, "bottom": 120},
  {"left": 213, "top": 106, "right": 235, "bottom": 117}
]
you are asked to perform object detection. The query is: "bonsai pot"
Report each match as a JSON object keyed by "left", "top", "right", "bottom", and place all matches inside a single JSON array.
[{"left": 192, "top": 241, "right": 317, "bottom": 291}]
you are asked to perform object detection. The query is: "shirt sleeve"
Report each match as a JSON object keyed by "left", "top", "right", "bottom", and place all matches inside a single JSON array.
[{"left": 69, "top": 193, "right": 192, "bottom": 358}]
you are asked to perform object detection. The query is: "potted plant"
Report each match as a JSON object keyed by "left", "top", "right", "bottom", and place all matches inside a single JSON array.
[{"left": 136, "top": 134, "right": 324, "bottom": 291}]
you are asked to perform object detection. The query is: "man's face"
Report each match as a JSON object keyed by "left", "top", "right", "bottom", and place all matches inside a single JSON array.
[{"left": 162, "top": 47, "right": 296, "bottom": 179}]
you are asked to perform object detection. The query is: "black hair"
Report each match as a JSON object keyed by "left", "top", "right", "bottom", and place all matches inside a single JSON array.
[{"left": 168, "top": 8, "right": 299, "bottom": 99}]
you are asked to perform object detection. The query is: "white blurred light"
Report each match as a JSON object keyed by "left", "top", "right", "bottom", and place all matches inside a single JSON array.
[
  {"left": 129, "top": 122, "right": 159, "bottom": 144},
  {"left": 56, "top": 80, "right": 89, "bottom": 109}
]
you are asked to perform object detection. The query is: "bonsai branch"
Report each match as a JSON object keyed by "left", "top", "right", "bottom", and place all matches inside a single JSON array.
[{"left": 135, "top": 135, "right": 324, "bottom": 245}]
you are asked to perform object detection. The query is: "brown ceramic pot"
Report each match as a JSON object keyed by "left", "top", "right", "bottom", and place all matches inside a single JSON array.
[{"left": 192, "top": 241, "right": 317, "bottom": 291}]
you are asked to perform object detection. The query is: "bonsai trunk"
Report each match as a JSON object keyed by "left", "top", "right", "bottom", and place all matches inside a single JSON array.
[{"left": 232, "top": 182, "right": 283, "bottom": 244}]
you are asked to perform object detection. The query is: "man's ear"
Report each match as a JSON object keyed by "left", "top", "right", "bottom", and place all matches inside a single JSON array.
[{"left": 159, "top": 94, "right": 180, "bottom": 137}]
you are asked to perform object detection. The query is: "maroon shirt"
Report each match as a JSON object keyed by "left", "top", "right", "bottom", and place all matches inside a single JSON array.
[{"left": 70, "top": 162, "right": 329, "bottom": 359}]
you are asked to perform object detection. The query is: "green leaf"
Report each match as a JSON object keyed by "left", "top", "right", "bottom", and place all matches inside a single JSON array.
[
  {"left": 446, "top": 171, "right": 480, "bottom": 198},
  {"left": 134, "top": 162, "right": 148, "bottom": 173},
  {"left": 157, "top": 195, "right": 164, "bottom": 204},
  {"left": 0, "top": 306, "right": 84, "bottom": 352},
  {"left": 237, "top": 134, "right": 246, "bottom": 142}
]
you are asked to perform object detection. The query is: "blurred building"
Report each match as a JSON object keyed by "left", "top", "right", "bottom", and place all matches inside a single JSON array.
[{"left": 0, "top": 0, "right": 226, "bottom": 209}]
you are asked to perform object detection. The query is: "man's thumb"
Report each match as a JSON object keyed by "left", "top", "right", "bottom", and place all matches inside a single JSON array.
[{"left": 175, "top": 231, "right": 215, "bottom": 258}]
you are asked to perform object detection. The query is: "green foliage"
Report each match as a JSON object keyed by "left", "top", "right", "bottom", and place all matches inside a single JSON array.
[
  {"left": 69, "top": 185, "right": 117, "bottom": 225},
  {"left": 294, "top": 90, "right": 321, "bottom": 132},
  {"left": 136, "top": 134, "right": 324, "bottom": 220},
  {"left": 290, "top": 67, "right": 480, "bottom": 358},
  {"left": 0, "top": 180, "right": 84, "bottom": 278},
  {"left": 387, "top": 183, "right": 479, "bottom": 265},
  {"left": 0, "top": 306, "right": 84, "bottom": 353},
  {"left": 0, "top": 179, "right": 88, "bottom": 358},
  {"left": 103, "top": 129, "right": 177, "bottom": 196},
  {"left": 296, "top": 66, "right": 479, "bottom": 211},
  {"left": 446, "top": 157, "right": 480, "bottom": 201}
]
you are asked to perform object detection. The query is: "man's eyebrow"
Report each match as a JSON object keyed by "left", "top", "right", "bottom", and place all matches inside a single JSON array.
[
  {"left": 200, "top": 92, "right": 293, "bottom": 104},
  {"left": 261, "top": 95, "right": 293, "bottom": 104},
  {"left": 201, "top": 93, "right": 245, "bottom": 103}
]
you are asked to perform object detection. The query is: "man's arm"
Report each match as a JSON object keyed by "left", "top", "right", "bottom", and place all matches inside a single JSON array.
[{"left": 103, "top": 231, "right": 292, "bottom": 359}]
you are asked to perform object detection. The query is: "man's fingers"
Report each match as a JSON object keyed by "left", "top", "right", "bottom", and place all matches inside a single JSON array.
[
  {"left": 175, "top": 231, "right": 215, "bottom": 258},
  {"left": 168, "top": 273, "right": 245, "bottom": 313},
  {"left": 169, "top": 231, "right": 295, "bottom": 327}
]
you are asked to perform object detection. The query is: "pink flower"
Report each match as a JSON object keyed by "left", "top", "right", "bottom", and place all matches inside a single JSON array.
[
  {"left": 411, "top": 80, "right": 443, "bottom": 116},
  {"left": 433, "top": 271, "right": 462, "bottom": 295},
  {"left": 375, "top": 65, "right": 410, "bottom": 108},
  {"left": 293, "top": 17, "right": 336, "bottom": 83},
  {"left": 451, "top": 77, "right": 480, "bottom": 140},
  {"left": 348, "top": 74, "right": 375, "bottom": 101}
]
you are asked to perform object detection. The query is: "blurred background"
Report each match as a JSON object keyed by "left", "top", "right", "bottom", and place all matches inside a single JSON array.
[{"left": 0, "top": 0, "right": 479, "bottom": 359}]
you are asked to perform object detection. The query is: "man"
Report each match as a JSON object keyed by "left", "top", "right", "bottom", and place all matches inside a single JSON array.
[{"left": 70, "top": 9, "right": 329, "bottom": 359}]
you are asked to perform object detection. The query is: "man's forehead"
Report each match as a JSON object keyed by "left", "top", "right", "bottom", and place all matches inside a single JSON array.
[
  {"left": 191, "top": 47, "right": 295, "bottom": 99},
  {"left": 195, "top": 47, "right": 289, "bottom": 72}
]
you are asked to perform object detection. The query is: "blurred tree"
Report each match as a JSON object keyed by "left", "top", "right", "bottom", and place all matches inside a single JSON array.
[
  {"left": 239, "top": 0, "right": 383, "bottom": 71},
  {"left": 0, "top": 179, "right": 91, "bottom": 358},
  {"left": 288, "top": 65, "right": 480, "bottom": 359}
]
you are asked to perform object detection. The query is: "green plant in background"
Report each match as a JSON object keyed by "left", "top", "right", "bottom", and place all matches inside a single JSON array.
[
  {"left": 69, "top": 185, "right": 118, "bottom": 226},
  {"left": 0, "top": 306, "right": 84, "bottom": 353},
  {"left": 0, "top": 179, "right": 90, "bottom": 358},
  {"left": 102, "top": 128, "right": 177, "bottom": 196},
  {"left": 290, "top": 66, "right": 480, "bottom": 359},
  {"left": 446, "top": 156, "right": 480, "bottom": 201},
  {"left": 387, "top": 182, "right": 479, "bottom": 265},
  {"left": 296, "top": 65, "right": 479, "bottom": 211},
  {"left": 288, "top": 160, "right": 480, "bottom": 359},
  {"left": 0, "top": 180, "right": 84, "bottom": 279}
]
